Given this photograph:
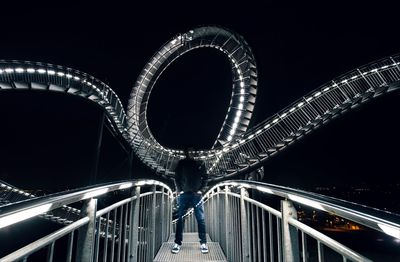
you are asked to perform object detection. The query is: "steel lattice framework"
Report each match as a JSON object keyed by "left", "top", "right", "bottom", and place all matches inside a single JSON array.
[
  {"left": 126, "top": 26, "right": 258, "bottom": 174},
  {"left": 0, "top": 27, "right": 400, "bottom": 180}
]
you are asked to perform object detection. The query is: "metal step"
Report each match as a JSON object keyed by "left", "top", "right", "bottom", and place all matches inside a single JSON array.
[{"left": 154, "top": 233, "right": 227, "bottom": 262}]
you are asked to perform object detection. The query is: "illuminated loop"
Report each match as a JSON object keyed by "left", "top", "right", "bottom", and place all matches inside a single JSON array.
[{"left": 127, "top": 26, "right": 258, "bottom": 159}]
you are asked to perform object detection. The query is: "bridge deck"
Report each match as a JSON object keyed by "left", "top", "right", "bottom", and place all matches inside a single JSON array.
[{"left": 154, "top": 233, "right": 227, "bottom": 262}]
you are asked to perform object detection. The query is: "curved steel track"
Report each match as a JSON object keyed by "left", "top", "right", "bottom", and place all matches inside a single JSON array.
[{"left": 0, "top": 28, "right": 399, "bottom": 180}]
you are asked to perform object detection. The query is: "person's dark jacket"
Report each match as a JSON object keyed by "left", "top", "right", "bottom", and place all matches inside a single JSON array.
[{"left": 174, "top": 158, "right": 208, "bottom": 194}]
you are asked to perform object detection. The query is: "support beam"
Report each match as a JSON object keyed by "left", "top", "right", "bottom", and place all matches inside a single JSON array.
[
  {"left": 76, "top": 198, "right": 98, "bottom": 262},
  {"left": 90, "top": 112, "right": 105, "bottom": 184},
  {"left": 240, "top": 187, "right": 250, "bottom": 262},
  {"left": 281, "top": 199, "right": 300, "bottom": 262},
  {"left": 129, "top": 186, "right": 141, "bottom": 262}
]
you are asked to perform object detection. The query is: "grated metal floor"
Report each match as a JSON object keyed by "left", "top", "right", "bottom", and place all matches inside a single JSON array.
[{"left": 154, "top": 233, "right": 227, "bottom": 262}]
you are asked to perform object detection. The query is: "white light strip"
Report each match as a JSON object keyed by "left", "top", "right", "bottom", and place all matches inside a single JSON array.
[
  {"left": 256, "top": 186, "right": 273, "bottom": 194},
  {"left": 119, "top": 182, "right": 133, "bottom": 189},
  {"left": 82, "top": 188, "right": 109, "bottom": 199},
  {"left": 378, "top": 223, "right": 400, "bottom": 239},
  {"left": 288, "top": 194, "right": 325, "bottom": 211},
  {"left": 0, "top": 203, "right": 52, "bottom": 229}
]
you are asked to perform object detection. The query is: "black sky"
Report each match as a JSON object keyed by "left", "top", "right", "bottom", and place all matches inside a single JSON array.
[{"left": 0, "top": 4, "right": 399, "bottom": 191}]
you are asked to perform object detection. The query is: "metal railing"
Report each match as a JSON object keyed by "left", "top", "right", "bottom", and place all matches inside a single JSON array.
[
  {"left": 2, "top": 178, "right": 400, "bottom": 261},
  {"left": 181, "top": 180, "right": 400, "bottom": 261},
  {"left": 0, "top": 179, "right": 173, "bottom": 262},
  {"left": 203, "top": 55, "right": 400, "bottom": 179}
]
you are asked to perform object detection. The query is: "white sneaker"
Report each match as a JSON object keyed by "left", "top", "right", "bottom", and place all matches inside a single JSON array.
[
  {"left": 200, "top": 243, "right": 209, "bottom": 254},
  {"left": 171, "top": 243, "right": 181, "bottom": 254}
]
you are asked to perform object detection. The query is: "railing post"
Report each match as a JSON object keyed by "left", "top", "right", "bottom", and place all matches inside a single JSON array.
[
  {"left": 129, "top": 186, "right": 141, "bottom": 262},
  {"left": 224, "top": 186, "right": 230, "bottom": 260},
  {"left": 76, "top": 198, "right": 98, "bottom": 262},
  {"left": 281, "top": 199, "right": 300, "bottom": 262},
  {"left": 240, "top": 187, "right": 250, "bottom": 262},
  {"left": 160, "top": 187, "right": 165, "bottom": 242},
  {"left": 151, "top": 185, "right": 157, "bottom": 258},
  {"left": 217, "top": 186, "right": 221, "bottom": 243}
]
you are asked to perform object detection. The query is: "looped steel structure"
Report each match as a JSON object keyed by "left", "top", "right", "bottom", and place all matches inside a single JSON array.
[
  {"left": 0, "top": 27, "right": 400, "bottom": 180},
  {"left": 126, "top": 26, "right": 258, "bottom": 174}
]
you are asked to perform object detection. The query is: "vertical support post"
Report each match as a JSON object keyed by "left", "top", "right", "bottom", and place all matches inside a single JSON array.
[
  {"left": 150, "top": 185, "right": 157, "bottom": 258},
  {"left": 46, "top": 242, "right": 54, "bottom": 262},
  {"left": 91, "top": 112, "right": 105, "bottom": 184},
  {"left": 67, "top": 232, "right": 74, "bottom": 262},
  {"left": 301, "top": 231, "right": 308, "bottom": 262},
  {"left": 317, "top": 241, "right": 324, "bottom": 262},
  {"left": 269, "top": 213, "right": 275, "bottom": 262},
  {"left": 76, "top": 198, "right": 98, "bottom": 262},
  {"left": 240, "top": 187, "right": 250, "bottom": 262},
  {"left": 160, "top": 188, "right": 165, "bottom": 242},
  {"left": 216, "top": 186, "right": 221, "bottom": 242},
  {"left": 224, "top": 186, "right": 230, "bottom": 260},
  {"left": 281, "top": 200, "right": 300, "bottom": 262},
  {"left": 129, "top": 186, "right": 141, "bottom": 262}
]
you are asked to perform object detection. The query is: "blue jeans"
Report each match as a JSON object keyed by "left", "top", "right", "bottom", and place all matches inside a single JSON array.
[{"left": 174, "top": 192, "right": 207, "bottom": 245}]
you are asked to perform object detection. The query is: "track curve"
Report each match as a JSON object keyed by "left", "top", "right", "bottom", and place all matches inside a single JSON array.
[
  {"left": 0, "top": 31, "right": 399, "bottom": 180},
  {"left": 126, "top": 26, "right": 258, "bottom": 172}
]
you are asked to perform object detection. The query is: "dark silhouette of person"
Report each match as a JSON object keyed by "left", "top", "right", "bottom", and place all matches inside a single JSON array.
[{"left": 171, "top": 147, "right": 209, "bottom": 254}]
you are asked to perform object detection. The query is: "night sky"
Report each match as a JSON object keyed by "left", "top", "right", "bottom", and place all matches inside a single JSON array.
[{"left": 0, "top": 4, "right": 399, "bottom": 192}]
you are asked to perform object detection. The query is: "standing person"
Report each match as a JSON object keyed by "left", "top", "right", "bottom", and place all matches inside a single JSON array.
[{"left": 171, "top": 147, "right": 209, "bottom": 254}]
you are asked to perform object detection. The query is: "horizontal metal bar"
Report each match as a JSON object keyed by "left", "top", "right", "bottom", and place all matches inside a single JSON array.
[
  {"left": 0, "top": 217, "right": 90, "bottom": 261},
  {"left": 0, "top": 180, "right": 172, "bottom": 229},
  {"left": 96, "top": 191, "right": 167, "bottom": 217},
  {"left": 288, "top": 217, "right": 372, "bottom": 262},
  {"left": 209, "top": 181, "right": 400, "bottom": 238}
]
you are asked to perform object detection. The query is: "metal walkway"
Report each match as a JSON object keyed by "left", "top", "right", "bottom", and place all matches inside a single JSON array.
[{"left": 154, "top": 233, "right": 227, "bottom": 262}]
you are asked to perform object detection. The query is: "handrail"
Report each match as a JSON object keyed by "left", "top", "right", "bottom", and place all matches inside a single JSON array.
[
  {"left": 0, "top": 217, "right": 90, "bottom": 262},
  {"left": 208, "top": 180, "right": 400, "bottom": 238},
  {"left": 0, "top": 179, "right": 173, "bottom": 262},
  {"left": 0, "top": 179, "right": 172, "bottom": 229},
  {"left": 176, "top": 180, "right": 400, "bottom": 261}
]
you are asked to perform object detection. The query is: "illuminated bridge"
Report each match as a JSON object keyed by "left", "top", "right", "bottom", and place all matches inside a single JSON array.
[{"left": 1, "top": 26, "right": 400, "bottom": 261}]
